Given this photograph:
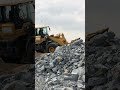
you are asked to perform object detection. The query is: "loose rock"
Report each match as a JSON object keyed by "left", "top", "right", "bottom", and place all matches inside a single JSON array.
[{"left": 35, "top": 39, "right": 85, "bottom": 90}]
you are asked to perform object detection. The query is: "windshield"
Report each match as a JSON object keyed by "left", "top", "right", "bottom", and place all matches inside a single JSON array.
[
  {"left": 43, "top": 27, "right": 49, "bottom": 35},
  {"left": 0, "top": 2, "right": 34, "bottom": 23},
  {"left": 35, "top": 27, "right": 49, "bottom": 36}
]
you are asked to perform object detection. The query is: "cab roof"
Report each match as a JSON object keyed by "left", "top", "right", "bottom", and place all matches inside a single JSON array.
[
  {"left": 0, "top": 0, "right": 33, "bottom": 6},
  {"left": 35, "top": 26, "right": 49, "bottom": 29}
]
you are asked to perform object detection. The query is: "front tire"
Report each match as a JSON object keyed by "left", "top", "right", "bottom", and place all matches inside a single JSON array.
[{"left": 46, "top": 43, "right": 58, "bottom": 53}]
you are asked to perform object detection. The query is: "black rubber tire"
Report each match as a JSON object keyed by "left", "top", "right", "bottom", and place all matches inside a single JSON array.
[
  {"left": 21, "top": 40, "right": 35, "bottom": 64},
  {"left": 46, "top": 43, "right": 58, "bottom": 53}
]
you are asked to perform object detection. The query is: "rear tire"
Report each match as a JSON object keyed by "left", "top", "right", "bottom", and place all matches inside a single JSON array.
[{"left": 21, "top": 39, "right": 35, "bottom": 64}]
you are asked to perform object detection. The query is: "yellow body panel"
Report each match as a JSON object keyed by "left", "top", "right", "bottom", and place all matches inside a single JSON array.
[
  {"left": 0, "top": 23, "right": 26, "bottom": 41},
  {"left": 35, "top": 36, "right": 45, "bottom": 44},
  {"left": 48, "top": 34, "right": 68, "bottom": 46}
]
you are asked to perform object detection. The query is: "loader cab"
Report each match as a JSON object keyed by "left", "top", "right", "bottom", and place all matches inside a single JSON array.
[
  {"left": 35, "top": 26, "right": 50, "bottom": 38},
  {"left": 0, "top": 1, "right": 34, "bottom": 29},
  {"left": 0, "top": 1, "right": 34, "bottom": 40}
]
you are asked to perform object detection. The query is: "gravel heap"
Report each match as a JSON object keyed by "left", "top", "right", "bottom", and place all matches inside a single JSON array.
[
  {"left": 0, "top": 64, "right": 35, "bottom": 90},
  {"left": 86, "top": 31, "right": 120, "bottom": 90},
  {"left": 1, "top": 30, "right": 119, "bottom": 90},
  {"left": 35, "top": 39, "right": 85, "bottom": 90}
]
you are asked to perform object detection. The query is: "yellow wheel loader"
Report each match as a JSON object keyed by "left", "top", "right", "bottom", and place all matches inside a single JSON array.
[
  {"left": 35, "top": 26, "right": 68, "bottom": 53},
  {"left": 0, "top": 0, "right": 35, "bottom": 63}
]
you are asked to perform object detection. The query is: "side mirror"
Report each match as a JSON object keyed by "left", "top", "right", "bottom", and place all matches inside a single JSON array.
[{"left": 49, "top": 27, "right": 51, "bottom": 31}]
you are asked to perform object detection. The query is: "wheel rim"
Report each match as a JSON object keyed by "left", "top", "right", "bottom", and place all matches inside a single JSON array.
[{"left": 49, "top": 47, "right": 55, "bottom": 53}]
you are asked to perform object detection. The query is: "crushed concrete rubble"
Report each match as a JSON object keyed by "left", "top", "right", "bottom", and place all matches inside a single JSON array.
[
  {"left": 35, "top": 39, "right": 85, "bottom": 90},
  {"left": 0, "top": 64, "right": 35, "bottom": 90},
  {"left": 86, "top": 30, "right": 120, "bottom": 90},
  {"left": 1, "top": 29, "right": 119, "bottom": 90}
]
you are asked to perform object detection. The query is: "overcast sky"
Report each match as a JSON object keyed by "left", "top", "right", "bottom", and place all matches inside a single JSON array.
[
  {"left": 35, "top": 0, "right": 85, "bottom": 42},
  {"left": 86, "top": 0, "right": 120, "bottom": 37}
]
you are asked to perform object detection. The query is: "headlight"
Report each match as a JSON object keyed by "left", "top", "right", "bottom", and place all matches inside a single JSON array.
[
  {"left": 2, "top": 27, "right": 12, "bottom": 33},
  {"left": 35, "top": 37, "right": 41, "bottom": 40}
]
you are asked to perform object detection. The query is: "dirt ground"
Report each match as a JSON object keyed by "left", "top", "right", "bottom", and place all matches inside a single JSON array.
[
  {"left": 0, "top": 64, "right": 31, "bottom": 75},
  {"left": 0, "top": 52, "right": 46, "bottom": 75},
  {"left": 35, "top": 51, "right": 47, "bottom": 57}
]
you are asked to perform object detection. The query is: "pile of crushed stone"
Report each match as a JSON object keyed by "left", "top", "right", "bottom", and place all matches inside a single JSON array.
[
  {"left": 0, "top": 64, "right": 35, "bottom": 90},
  {"left": 35, "top": 39, "right": 85, "bottom": 90},
  {"left": 86, "top": 30, "right": 120, "bottom": 90}
]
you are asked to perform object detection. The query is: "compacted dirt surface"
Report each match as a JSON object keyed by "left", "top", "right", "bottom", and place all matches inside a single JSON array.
[
  {"left": 35, "top": 51, "right": 47, "bottom": 58},
  {"left": 0, "top": 64, "right": 29, "bottom": 75},
  {"left": 0, "top": 52, "right": 46, "bottom": 75}
]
